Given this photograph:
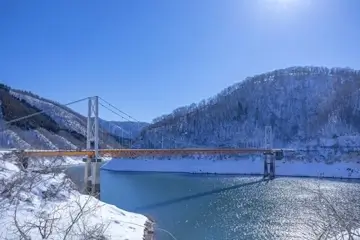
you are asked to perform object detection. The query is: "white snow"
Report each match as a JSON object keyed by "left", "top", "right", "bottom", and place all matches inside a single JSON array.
[
  {"left": 10, "top": 90, "right": 87, "bottom": 136},
  {"left": 0, "top": 153, "right": 148, "bottom": 240},
  {"left": 1, "top": 90, "right": 140, "bottom": 149},
  {"left": 138, "top": 67, "right": 360, "bottom": 151},
  {"left": 33, "top": 130, "right": 59, "bottom": 150},
  {"left": 102, "top": 156, "right": 360, "bottom": 179},
  {"left": 0, "top": 129, "right": 32, "bottom": 149}
]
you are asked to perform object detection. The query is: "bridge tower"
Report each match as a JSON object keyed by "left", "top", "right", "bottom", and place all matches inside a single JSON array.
[
  {"left": 83, "top": 96, "right": 101, "bottom": 196},
  {"left": 263, "top": 126, "right": 275, "bottom": 179}
]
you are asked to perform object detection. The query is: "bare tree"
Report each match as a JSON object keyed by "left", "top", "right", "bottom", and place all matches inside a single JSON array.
[
  {"left": 303, "top": 184, "right": 360, "bottom": 240},
  {"left": 0, "top": 153, "right": 111, "bottom": 240}
]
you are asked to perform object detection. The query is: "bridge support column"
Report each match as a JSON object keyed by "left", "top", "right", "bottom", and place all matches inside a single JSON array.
[
  {"left": 270, "top": 154, "right": 275, "bottom": 179},
  {"left": 263, "top": 152, "right": 275, "bottom": 179},
  {"left": 84, "top": 96, "right": 101, "bottom": 198},
  {"left": 91, "top": 157, "right": 101, "bottom": 196},
  {"left": 263, "top": 126, "right": 275, "bottom": 179},
  {"left": 263, "top": 154, "right": 268, "bottom": 177},
  {"left": 83, "top": 156, "right": 92, "bottom": 193}
]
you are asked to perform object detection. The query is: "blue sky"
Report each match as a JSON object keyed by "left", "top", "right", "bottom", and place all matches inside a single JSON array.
[{"left": 1, "top": 0, "right": 360, "bottom": 122}]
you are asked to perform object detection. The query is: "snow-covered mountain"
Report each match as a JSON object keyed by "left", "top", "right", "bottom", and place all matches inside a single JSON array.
[
  {"left": 98, "top": 119, "right": 148, "bottom": 147},
  {"left": 111, "top": 121, "right": 149, "bottom": 138},
  {"left": 0, "top": 84, "right": 132, "bottom": 150},
  {"left": 136, "top": 66, "right": 360, "bottom": 150},
  {"left": 99, "top": 120, "right": 148, "bottom": 140}
]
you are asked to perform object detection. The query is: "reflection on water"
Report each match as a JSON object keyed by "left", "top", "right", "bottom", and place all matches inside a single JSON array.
[{"left": 66, "top": 167, "right": 360, "bottom": 240}]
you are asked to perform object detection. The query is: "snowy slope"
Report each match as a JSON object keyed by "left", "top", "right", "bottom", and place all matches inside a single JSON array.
[
  {"left": 99, "top": 119, "right": 149, "bottom": 144},
  {"left": 103, "top": 155, "right": 360, "bottom": 178},
  {"left": 0, "top": 86, "right": 126, "bottom": 150},
  {"left": 137, "top": 66, "right": 360, "bottom": 155},
  {"left": 0, "top": 151, "right": 149, "bottom": 240},
  {"left": 10, "top": 90, "right": 87, "bottom": 136},
  {"left": 108, "top": 121, "right": 149, "bottom": 139}
]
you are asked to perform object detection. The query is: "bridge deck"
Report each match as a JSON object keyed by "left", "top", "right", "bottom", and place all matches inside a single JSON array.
[{"left": 18, "top": 148, "right": 287, "bottom": 158}]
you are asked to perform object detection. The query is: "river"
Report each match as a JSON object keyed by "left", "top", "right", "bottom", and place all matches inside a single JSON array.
[{"left": 66, "top": 166, "right": 360, "bottom": 240}]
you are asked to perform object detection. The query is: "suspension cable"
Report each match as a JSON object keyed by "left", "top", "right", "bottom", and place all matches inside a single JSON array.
[
  {"left": 98, "top": 98, "right": 145, "bottom": 141},
  {"left": 4, "top": 97, "right": 90, "bottom": 125},
  {"left": 99, "top": 97, "right": 140, "bottom": 122},
  {"left": 99, "top": 96, "right": 180, "bottom": 147},
  {"left": 98, "top": 102, "right": 133, "bottom": 123}
]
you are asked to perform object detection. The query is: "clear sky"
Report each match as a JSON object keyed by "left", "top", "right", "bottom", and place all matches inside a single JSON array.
[{"left": 1, "top": 0, "right": 360, "bottom": 122}]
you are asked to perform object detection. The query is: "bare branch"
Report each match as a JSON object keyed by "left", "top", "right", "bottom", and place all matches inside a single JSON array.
[{"left": 302, "top": 183, "right": 360, "bottom": 240}]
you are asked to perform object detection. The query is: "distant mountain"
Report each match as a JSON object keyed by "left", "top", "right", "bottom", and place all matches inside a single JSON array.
[
  {"left": 99, "top": 119, "right": 149, "bottom": 146},
  {"left": 136, "top": 66, "right": 360, "bottom": 150},
  {"left": 0, "top": 84, "right": 132, "bottom": 149},
  {"left": 108, "top": 121, "right": 149, "bottom": 138}
]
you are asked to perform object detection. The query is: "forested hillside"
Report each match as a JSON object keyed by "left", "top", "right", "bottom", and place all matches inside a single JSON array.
[
  {"left": 0, "top": 84, "right": 143, "bottom": 149},
  {"left": 136, "top": 67, "right": 360, "bottom": 149}
]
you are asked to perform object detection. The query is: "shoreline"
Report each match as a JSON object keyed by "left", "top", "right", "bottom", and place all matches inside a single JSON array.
[
  {"left": 60, "top": 155, "right": 360, "bottom": 240},
  {"left": 101, "top": 168, "right": 360, "bottom": 181},
  {"left": 62, "top": 161, "right": 156, "bottom": 240},
  {"left": 0, "top": 152, "right": 150, "bottom": 240},
  {"left": 65, "top": 159, "right": 360, "bottom": 181},
  {"left": 101, "top": 158, "right": 360, "bottom": 179}
]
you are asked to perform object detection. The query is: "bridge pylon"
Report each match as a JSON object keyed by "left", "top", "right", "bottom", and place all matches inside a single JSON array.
[
  {"left": 83, "top": 96, "right": 101, "bottom": 197},
  {"left": 263, "top": 126, "right": 275, "bottom": 179}
]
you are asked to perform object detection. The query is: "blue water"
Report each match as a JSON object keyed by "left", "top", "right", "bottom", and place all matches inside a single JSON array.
[{"left": 99, "top": 170, "right": 360, "bottom": 240}]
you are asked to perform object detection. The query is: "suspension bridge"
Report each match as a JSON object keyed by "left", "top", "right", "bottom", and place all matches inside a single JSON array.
[{"left": 1, "top": 95, "right": 286, "bottom": 195}]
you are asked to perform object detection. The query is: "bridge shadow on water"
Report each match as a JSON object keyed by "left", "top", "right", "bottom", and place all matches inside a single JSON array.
[{"left": 134, "top": 178, "right": 266, "bottom": 211}]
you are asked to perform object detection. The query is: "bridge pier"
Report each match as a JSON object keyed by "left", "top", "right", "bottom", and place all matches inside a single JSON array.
[
  {"left": 83, "top": 156, "right": 102, "bottom": 197},
  {"left": 83, "top": 156, "right": 92, "bottom": 193},
  {"left": 263, "top": 126, "right": 275, "bottom": 179},
  {"left": 263, "top": 152, "right": 275, "bottom": 179},
  {"left": 91, "top": 157, "right": 102, "bottom": 196},
  {"left": 84, "top": 96, "right": 101, "bottom": 198}
]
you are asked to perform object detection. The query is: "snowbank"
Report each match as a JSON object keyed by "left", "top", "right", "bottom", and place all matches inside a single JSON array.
[
  {"left": 0, "top": 152, "right": 149, "bottom": 240},
  {"left": 102, "top": 156, "right": 360, "bottom": 179}
]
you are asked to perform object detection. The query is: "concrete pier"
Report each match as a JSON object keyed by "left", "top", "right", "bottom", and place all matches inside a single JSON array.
[
  {"left": 263, "top": 152, "right": 275, "bottom": 179},
  {"left": 83, "top": 156, "right": 101, "bottom": 197}
]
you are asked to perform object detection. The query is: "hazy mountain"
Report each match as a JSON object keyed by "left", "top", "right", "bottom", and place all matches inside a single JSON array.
[{"left": 99, "top": 120, "right": 149, "bottom": 139}]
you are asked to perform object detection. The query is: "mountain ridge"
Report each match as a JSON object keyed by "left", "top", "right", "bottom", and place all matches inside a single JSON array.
[
  {"left": 3, "top": 66, "right": 360, "bottom": 152},
  {"left": 136, "top": 66, "right": 360, "bottom": 150},
  {"left": 0, "top": 84, "right": 148, "bottom": 150}
]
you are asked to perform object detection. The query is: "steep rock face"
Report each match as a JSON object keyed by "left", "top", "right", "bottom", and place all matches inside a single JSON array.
[{"left": 137, "top": 67, "right": 360, "bottom": 149}]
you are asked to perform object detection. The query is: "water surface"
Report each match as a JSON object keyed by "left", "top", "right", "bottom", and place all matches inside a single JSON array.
[
  {"left": 100, "top": 170, "right": 360, "bottom": 240},
  {"left": 65, "top": 166, "right": 360, "bottom": 240}
]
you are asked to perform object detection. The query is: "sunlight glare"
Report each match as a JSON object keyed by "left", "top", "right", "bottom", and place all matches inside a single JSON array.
[
  {"left": 257, "top": 0, "right": 310, "bottom": 18},
  {"left": 265, "top": 0, "right": 299, "bottom": 10}
]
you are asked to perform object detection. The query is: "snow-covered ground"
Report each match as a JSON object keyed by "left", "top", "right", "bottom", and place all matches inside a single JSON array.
[
  {"left": 102, "top": 155, "right": 360, "bottom": 179},
  {"left": 0, "top": 151, "right": 149, "bottom": 240}
]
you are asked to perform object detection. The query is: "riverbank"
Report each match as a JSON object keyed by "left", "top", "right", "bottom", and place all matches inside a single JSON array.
[
  {"left": 0, "top": 151, "right": 151, "bottom": 240},
  {"left": 102, "top": 156, "right": 360, "bottom": 179},
  {"left": 100, "top": 169, "right": 360, "bottom": 240}
]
